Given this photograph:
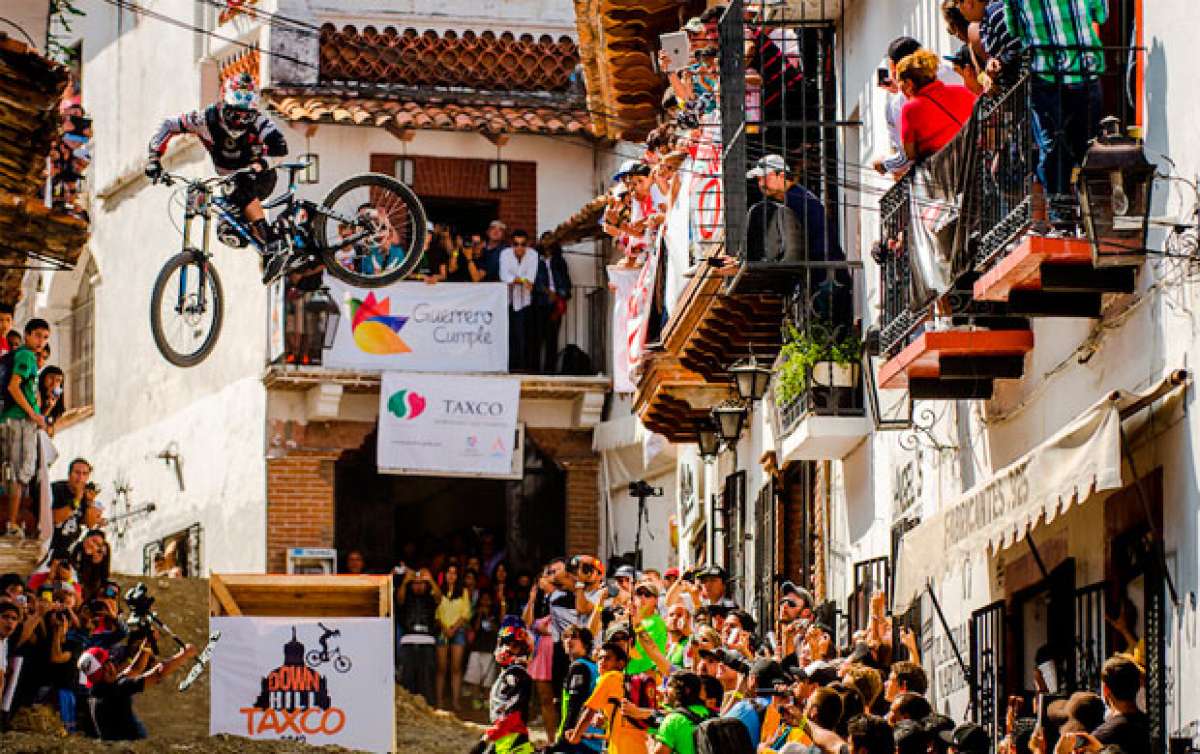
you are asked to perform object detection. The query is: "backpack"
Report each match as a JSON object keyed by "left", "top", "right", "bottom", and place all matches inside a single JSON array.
[
  {"left": 620, "top": 672, "right": 658, "bottom": 730},
  {"left": 693, "top": 716, "right": 755, "bottom": 754},
  {"left": 0, "top": 350, "right": 17, "bottom": 414}
]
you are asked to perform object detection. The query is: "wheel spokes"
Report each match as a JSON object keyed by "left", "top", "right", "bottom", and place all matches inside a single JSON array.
[{"left": 158, "top": 263, "right": 218, "bottom": 358}]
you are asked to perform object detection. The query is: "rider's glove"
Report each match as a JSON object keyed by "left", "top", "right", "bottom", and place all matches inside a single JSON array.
[{"left": 145, "top": 159, "right": 163, "bottom": 183}]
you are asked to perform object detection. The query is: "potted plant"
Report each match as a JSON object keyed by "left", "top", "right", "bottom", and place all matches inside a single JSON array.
[{"left": 773, "top": 322, "right": 862, "bottom": 409}]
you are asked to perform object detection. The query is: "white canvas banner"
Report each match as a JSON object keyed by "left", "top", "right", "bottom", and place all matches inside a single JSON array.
[
  {"left": 322, "top": 277, "right": 508, "bottom": 372},
  {"left": 377, "top": 371, "right": 520, "bottom": 477},
  {"left": 209, "top": 617, "right": 394, "bottom": 753},
  {"left": 607, "top": 266, "right": 641, "bottom": 393}
]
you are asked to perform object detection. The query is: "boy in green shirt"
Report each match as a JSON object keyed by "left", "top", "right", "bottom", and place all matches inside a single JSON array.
[
  {"left": 1, "top": 318, "right": 50, "bottom": 537},
  {"left": 653, "top": 671, "right": 710, "bottom": 754}
]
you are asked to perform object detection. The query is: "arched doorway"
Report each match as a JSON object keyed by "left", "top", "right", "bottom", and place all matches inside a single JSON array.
[{"left": 333, "top": 430, "right": 566, "bottom": 576}]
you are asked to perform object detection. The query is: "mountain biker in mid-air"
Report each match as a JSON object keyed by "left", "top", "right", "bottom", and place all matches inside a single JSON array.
[{"left": 145, "top": 72, "right": 292, "bottom": 282}]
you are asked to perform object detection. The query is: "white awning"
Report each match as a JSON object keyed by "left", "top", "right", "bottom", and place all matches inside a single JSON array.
[{"left": 895, "top": 389, "right": 1129, "bottom": 610}]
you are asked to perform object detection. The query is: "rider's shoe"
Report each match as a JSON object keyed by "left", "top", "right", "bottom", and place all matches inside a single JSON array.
[{"left": 260, "top": 242, "right": 289, "bottom": 285}]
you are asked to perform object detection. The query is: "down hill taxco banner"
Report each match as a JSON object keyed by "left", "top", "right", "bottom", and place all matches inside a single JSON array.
[
  {"left": 377, "top": 371, "right": 521, "bottom": 477},
  {"left": 321, "top": 277, "right": 508, "bottom": 373},
  {"left": 209, "top": 617, "right": 394, "bottom": 753}
]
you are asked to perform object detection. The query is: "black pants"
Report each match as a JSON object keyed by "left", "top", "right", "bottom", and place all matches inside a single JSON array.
[
  {"left": 508, "top": 308, "right": 530, "bottom": 371},
  {"left": 399, "top": 643, "right": 436, "bottom": 706},
  {"left": 224, "top": 167, "right": 277, "bottom": 210},
  {"left": 530, "top": 304, "right": 561, "bottom": 373}
]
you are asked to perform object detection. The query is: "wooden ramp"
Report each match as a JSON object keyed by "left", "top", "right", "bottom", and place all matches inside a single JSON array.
[
  {"left": 209, "top": 573, "right": 392, "bottom": 618},
  {"left": 0, "top": 539, "right": 42, "bottom": 575}
]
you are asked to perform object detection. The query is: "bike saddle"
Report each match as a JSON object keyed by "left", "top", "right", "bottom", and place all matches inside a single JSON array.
[{"left": 277, "top": 161, "right": 312, "bottom": 172}]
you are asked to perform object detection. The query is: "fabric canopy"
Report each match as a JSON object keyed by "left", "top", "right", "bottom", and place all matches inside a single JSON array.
[{"left": 894, "top": 391, "right": 1126, "bottom": 610}]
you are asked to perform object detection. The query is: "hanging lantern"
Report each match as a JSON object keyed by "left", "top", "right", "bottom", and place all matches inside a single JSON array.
[
  {"left": 305, "top": 287, "right": 342, "bottom": 349},
  {"left": 1076, "top": 116, "right": 1156, "bottom": 268},
  {"left": 697, "top": 423, "right": 721, "bottom": 460},
  {"left": 711, "top": 400, "right": 748, "bottom": 443},
  {"left": 728, "top": 351, "right": 773, "bottom": 403}
]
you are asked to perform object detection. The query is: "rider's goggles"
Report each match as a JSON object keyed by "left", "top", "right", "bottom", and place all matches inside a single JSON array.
[{"left": 223, "top": 107, "right": 258, "bottom": 129}]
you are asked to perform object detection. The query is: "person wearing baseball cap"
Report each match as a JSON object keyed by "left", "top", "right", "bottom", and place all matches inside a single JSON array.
[
  {"left": 626, "top": 581, "right": 668, "bottom": 676},
  {"left": 940, "top": 722, "right": 990, "bottom": 754},
  {"left": 570, "top": 555, "right": 608, "bottom": 622},
  {"left": 81, "top": 639, "right": 196, "bottom": 740},
  {"left": 696, "top": 564, "right": 737, "bottom": 615},
  {"left": 745, "top": 153, "right": 840, "bottom": 267}
]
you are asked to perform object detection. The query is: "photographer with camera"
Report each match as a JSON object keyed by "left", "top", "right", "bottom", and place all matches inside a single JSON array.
[{"left": 78, "top": 637, "right": 196, "bottom": 740}]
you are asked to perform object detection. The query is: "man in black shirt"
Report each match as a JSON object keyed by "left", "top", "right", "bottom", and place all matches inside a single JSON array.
[
  {"left": 1092, "top": 655, "right": 1151, "bottom": 753},
  {"left": 49, "top": 458, "right": 92, "bottom": 556},
  {"left": 79, "top": 640, "right": 195, "bottom": 740}
]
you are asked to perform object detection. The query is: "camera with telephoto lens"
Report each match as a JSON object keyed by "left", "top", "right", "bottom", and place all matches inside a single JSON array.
[{"left": 124, "top": 583, "right": 162, "bottom": 653}]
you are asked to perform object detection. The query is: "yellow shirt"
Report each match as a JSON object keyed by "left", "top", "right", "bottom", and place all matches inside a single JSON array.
[
  {"left": 436, "top": 593, "right": 472, "bottom": 632},
  {"left": 584, "top": 670, "right": 649, "bottom": 754}
]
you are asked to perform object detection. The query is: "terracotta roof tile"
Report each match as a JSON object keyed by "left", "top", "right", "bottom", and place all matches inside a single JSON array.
[
  {"left": 319, "top": 24, "right": 581, "bottom": 93},
  {"left": 547, "top": 193, "right": 608, "bottom": 245},
  {"left": 267, "top": 90, "right": 591, "bottom": 137}
]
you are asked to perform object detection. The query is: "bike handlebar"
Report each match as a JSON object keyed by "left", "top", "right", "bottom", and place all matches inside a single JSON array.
[{"left": 156, "top": 157, "right": 313, "bottom": 190}]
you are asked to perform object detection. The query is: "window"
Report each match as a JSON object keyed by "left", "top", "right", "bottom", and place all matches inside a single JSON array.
[
  {"left": 143, "top": 523, "right": 203, "bottom": 578},
  {"left": 63, "top": 258, "right": 96, "bottom": 409}
]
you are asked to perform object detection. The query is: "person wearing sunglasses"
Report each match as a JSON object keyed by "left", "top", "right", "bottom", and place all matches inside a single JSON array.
[{"left": 146, "top": 72, "right": 291, "bottom": 281}]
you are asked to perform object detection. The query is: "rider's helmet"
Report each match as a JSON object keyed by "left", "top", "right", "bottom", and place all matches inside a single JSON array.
[
  {"left": 219, "top": 73, "right": 260, "bottom": 135},
  {"left": 493, "top": 617, "right": 532, "bottom": 666}
]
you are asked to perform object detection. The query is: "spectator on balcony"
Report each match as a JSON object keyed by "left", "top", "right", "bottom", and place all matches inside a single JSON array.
[
  {"left": 481, "top": 220, "right": 509, "bottom": 283},
  {"left": 1003, "top": 0, "right": 1107, "bottom": 207},
  {"left": 501, "top": 230, "right": 539, "bottom": 372},
  {"left": 945, "top": 46, "right": 984, "bottom": 95},
  {"left": 448, "top": 232, "right": 487, "bottom": 283},
  {"left": 420, "top": 228, "right": 452, "bottom": 284},
  {"left": 873, "top": 37, "right": 961, "bottom": 177},
  {"left": 951, "top": 0, "right": 1024, "bottom": 91},
  {"left": 532, "top": 237, "right": 572, "bottom": 374},
  {"left": 896, "top": 50, "right": 978, "bottom": 163}
]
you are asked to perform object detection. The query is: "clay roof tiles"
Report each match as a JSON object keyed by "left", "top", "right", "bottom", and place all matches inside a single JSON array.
[
  {"left": 318, "top": 24, "right": 581, "bottom": 93},
  {"left": 266, "top": 90, "right": 591, "bottom": 137}
]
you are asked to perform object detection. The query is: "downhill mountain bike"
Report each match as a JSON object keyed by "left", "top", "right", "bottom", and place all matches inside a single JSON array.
[{"left": 150, "top": 159, "right": 427, "bottom": 367}]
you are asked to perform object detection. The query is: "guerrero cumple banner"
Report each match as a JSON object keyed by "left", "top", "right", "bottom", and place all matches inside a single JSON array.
[
  {"left": 209, "top": 617, "right": 394, "bottom": 753},
  {"left": 377, "top": 371, "right": 520, "bottom": 477},
  {"left": 322, "top": 277, "right": 508, "bottom": 372}
]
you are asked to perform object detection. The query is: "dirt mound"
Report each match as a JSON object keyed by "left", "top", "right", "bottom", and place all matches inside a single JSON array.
[{"left": 394, "top": 687, "right": 485, "bottom": 753}]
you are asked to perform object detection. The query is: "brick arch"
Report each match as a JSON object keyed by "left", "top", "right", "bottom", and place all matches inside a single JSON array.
[{"left": 369, "top": 154, "right": 537, "bottom": 235}]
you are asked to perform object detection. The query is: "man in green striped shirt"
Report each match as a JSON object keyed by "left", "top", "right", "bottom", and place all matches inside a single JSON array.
[{"left": 1004, "top": 0, "right": 1108, "bottom": 201}]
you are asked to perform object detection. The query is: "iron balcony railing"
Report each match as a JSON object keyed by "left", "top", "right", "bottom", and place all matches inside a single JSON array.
[{"left": 877, "top": 43, "right": 1146, "bottom": 358}]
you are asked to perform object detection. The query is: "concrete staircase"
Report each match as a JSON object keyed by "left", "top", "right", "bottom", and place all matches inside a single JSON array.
[{"left": 0, "top": 538, "right": 42, "bottom": 576}]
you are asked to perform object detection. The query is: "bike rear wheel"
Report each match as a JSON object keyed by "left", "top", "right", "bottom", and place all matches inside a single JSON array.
[
  {"left": 333, "top": 655, "right": 352, "bottom": 673},
  {"left": 312, "top": 172, "right": 427, "bottom": 288},
  {"left": 150, "top": 251, "right": 225, "bottom": 367}
]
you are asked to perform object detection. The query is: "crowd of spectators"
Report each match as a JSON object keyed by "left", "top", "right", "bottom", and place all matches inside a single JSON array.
[
  {"left": 49, "top": 82, "right": 92, "bottom": 221},
  {"left": 0, "top": 449, "right": 194, "bottom": 740},
  {"left": 0, "top": 310, "right": 193, "bottom": 741},
  {"left": 397, "top": 544, "right": 1152, "bottom": 754}
]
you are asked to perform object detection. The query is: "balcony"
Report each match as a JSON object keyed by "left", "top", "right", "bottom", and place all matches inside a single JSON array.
[
  {"left": 874, "top": 53, "right": 1149, "bottom": 400},
  {"left": 772, "top": 313, "right": 870, "bottom": 463}
]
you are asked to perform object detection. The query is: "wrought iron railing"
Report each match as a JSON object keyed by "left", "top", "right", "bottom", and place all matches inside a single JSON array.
[
  {"left": 973, "top": 75, "right": 1035, "bottom": 267},
  {"left": 878, "top": 176, "right": 922, "bottom": 356}
]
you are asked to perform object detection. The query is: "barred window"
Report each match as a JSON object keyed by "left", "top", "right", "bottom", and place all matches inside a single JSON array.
[{"left": 62, "top": 258, "right": 96, "bottom": 410}]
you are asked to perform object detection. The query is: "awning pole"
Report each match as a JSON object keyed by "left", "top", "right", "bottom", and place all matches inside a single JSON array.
[
  {"left": 1117, "top": 424, "right": 1180, "bottom": 608},
  {"left": 1025, "top": 533, "right": 1051, "bottom": 580},
  {"left": 925, "top": 580, "right": 977, "bottom": 715}
]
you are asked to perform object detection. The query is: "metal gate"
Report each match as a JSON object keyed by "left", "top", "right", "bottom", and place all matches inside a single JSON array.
[
  {"left": 848, "top": 556, "right": 890, "bottom": 639},
  {"left": 1073, "top": 582, "right": 1107, "bottom": 693},
  {"left": 970, "top": 600, "right": 1006, "bottom": 744},
  {"left": 722, "top": 471, "right": 748, "bottom": 605},
  {"left": 1146, "top": 563, "right": 1167, "bottom": 754},
  {"left": 754, "top": 481, "right": 778, "bottom": 637}
]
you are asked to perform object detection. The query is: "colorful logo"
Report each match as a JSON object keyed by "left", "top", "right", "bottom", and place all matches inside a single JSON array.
[
  {"left": 387, "top": 389, "right": 426, "bottom": 420},
  {"left": 349, "top": 293, "right": 410, "bottom": 354}
]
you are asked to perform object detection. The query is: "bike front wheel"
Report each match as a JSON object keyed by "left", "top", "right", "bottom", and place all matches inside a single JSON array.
[
  {"left": 333, "top": 655, "right": 351, "bottom": 673},
  {"left": 305, "top": 649, "right": 323, "bottom": 668},
  {"left": 312, "top": 172, "right": 427, "bottom": 288},
  {"left": 150, "top": 251, "right": 224, "bottom": 368}
]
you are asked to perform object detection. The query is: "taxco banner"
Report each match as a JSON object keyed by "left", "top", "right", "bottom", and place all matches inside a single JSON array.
[
  {"left": 322, "top": 277, "right": 508, "bottom": 372},
  {"left": 377, "top": 371, "right": 520, "bottom": 477},
  {"left": 209, "top": 617, "right": 394, "bottom": 753}
]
